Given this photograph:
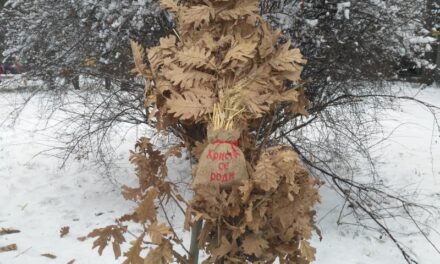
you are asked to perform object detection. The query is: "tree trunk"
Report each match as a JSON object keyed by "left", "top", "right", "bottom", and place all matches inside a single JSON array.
[
  {"left": 426, "top": 0, "right": 434, "bottom": 29},
  {"left": 425, "top": 0, "right": 435, "bottom": 65},
  {"left": 189, "top": 220, "right": 202, "bottom": 264},
  {"left": 47, "top": 78, "right": 56, "bottom": 90},
  {"left": 0, "top": 0, "right": 7, "bottom": 10},
  {"left": 72, "top": 75, "right": 80, "bottom": 90},
  {"left": 105, "top": 78, "right": 111, "bottom": 90},
  {"left": 121, "top": 81, "right": 130, "bottom": 91},
  {"left": 436, "top": 43, "right": 440, "bottom": 68}
]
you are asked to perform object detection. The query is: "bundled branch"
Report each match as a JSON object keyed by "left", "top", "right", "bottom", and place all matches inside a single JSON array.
[{"left": 88, "top": 0, "right": 320, "bottom": 263}]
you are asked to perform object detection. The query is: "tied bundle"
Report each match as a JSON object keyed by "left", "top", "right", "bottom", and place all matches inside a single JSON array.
[
  {"left": 100, "top": 0, "right": 321, "bottom": 262},
  {"left": 192, "top": 128, "right": 248, "bottom": 188},
  {"left": 193, "top": 90, "right": 249, "bottom": 189}
]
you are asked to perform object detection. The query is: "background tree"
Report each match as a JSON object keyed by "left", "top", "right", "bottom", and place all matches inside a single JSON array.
[
  {"left": 1, "top": 0, "right": 170, "bottom": 88},
  {"left": 3, "top": 0, "right": 435, "bottom": 90},
  {"left": 0, "top": 0, "right": 7, "bottom": 61},
  {"left": 426, "top": 0, "right": 440, "bottom": 75},
  {"left": 0, "top": 0, "right": 173, "bottom": 164}
]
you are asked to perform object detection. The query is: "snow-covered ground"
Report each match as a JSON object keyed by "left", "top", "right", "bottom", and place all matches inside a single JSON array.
[{"left": 0, "top": 83, "right": 439, "bottom": 264}]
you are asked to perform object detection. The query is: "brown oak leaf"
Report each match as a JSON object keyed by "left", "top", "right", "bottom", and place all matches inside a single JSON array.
[
  {"left": 165, "top": 90, "right": 215, "bottom": 120},
  {"left": 211, "top": 236, "right": 233, "bottom": 260},
  {"left": 144, "top": 241, "right": 174, "bottom": 264},
  {"left": 41, "top": 253, "right": 57, "bottom": 259},
  {"left": 253, "top": 152, "right": 279, "bottom": 191},
  {"left": 300, "top": 240, "right": 316, "bottom": 262},
  {"left": 147, "top": 222, "right": 172, "bottom": 244},
  {"left": 241, "top": 234, "right": 269, "bottom": 257},
  {"left": 60, "top": 226, "right": 70, "bottom": 238},
  {"left": 135, "top": 187, "right": 160, "bottom": 223}
]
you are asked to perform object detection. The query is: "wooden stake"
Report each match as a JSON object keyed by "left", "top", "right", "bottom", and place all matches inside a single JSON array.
[{"left": 189, "top": 220, "right": 203, "bottom": 264}]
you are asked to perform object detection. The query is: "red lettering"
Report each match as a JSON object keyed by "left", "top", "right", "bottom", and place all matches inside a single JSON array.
[
  {"left": 207, "top": 150, "right": 214, "bottom": 160},
  {"left": 232, "top": 149, "right": 240, "bottom": 159},
  {"left": 208, "top": 145, "right": 242, "bottom": 162},
  {"left": 222, "top": 174, "right": 228, "bottom": 182},
  {"left": 209, "top": 171, "right": 236, "bottom": 183},
  {"left": 218, "top": 162, "right": 230, "bottom": 171}
]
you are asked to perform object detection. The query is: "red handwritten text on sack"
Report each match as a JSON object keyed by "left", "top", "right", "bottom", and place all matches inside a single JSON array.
[
  {"left": 210, "top": 171, "right": 235, "bottom": 182},
  {"left": 207, "top": 149, "right": 240, "bottom": 161},
  {"left": 206, "top": 143, "right": 241, "bottom": 183},
  {"left": 218, "top": 162, "right": 229, "bottom": 170}
]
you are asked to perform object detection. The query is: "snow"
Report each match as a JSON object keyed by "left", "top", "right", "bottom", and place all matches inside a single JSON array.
[
  {"left": 1, "top": 83, "right": 440, "bottom": 263},
  {"left": 305, "top": 19, "right": 318, "bottom": 28},
  {"left": 409, "top": 36, "right": 437, "bottom": 44},
  {"left": 344, "top": 9, "right": 350, "bottom": 20},
  {"left": 0, "top": 91, "right": 136, "bottom": 263},
  {"left": 336, "top": 2, "right": 351, "bottom": 20},
  {"left": 312, "top": 84, "right": 440, "bottom": 264},
  {"left": 426, "top": 44, "right": 433, "bottom": 52},
  {"left": 0, "top": 75, "right": 43, "bottom": 91}
]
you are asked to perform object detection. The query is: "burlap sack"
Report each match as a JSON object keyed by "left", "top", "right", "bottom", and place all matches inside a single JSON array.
[{"left": 192, "top": 128, "right": 249, "bottom": 189}]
